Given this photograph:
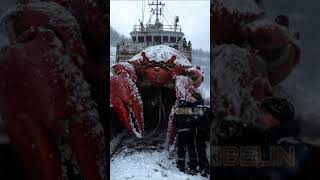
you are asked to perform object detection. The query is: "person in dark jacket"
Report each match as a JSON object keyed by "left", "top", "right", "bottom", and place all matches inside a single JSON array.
[
  {"left": 254, "top": 97, "right": 311, "bottom": 180},
  {"left": 174, "top": 92, "right": 210, "bottom": 175},
  {"left": 190, "top": 92, "right": 210, "bottom": 177},
  {"left": 174, "top": 97, "right": 198, "bottom": 173},
  {"left": 212, "top": 97, "right": 311, "bottom": 180}
]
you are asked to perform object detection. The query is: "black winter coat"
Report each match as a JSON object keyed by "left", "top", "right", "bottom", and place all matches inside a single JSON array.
[{"left": 174, "top": 99, "right": 209, "bottom": 132}]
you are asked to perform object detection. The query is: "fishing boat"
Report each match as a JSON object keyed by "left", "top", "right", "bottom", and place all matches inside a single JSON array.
[{"left": 116, "top": 0, "right": 192, "bottom": 62}]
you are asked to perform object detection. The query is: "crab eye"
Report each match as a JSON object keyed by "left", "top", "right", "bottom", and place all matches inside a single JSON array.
[
  {"left": 141, "top": 52, "right": 148, "bottom": 61},
  {"left": 171, "top": 55, "right": 176, "bottom": 61}
]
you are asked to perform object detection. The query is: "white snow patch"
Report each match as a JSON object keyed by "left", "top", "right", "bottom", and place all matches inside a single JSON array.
[
  {"left": 175, "top": 75, "right": 192, "bottom": 100},
  {"left": 129, "top": 45, "right": 192, "bottom": 67},
  {"left": 214, "top": 44, "right": 259, "bottom": 123},
  {"left": 111, "top": 132, "right": 207, "bottom": 180},
  {"left": 111, "top": 151, "right": 206, "bottom": 180}
]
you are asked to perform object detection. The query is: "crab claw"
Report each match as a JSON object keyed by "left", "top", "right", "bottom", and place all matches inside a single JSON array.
[{"left": 111, "top": 63, "right": 144, "bottom": 138}]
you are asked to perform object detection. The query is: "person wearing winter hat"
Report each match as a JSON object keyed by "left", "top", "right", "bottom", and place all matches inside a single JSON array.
[
  {"left": 174, "top": 94, "right": 199, "bottom": 174},
  {"left": 174, "top": 92, "right": 208, "bottom": 175},
  {"left": 191, "top": 92, "right": 210, "bottom": 177},
  {"left": 254, "top": 97, "right": 311, "bottom": 180},
  {"left": 257, "top": 97, "right": 295, "bottom": 130}
]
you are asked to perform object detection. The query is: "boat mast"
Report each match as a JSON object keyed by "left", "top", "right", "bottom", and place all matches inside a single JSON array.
[{"left": 148, "top": 0, "right": 165, "bottom": 24}]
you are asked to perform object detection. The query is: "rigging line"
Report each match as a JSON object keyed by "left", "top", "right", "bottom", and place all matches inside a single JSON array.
[
  {"left": 147, "top": 0, "right": 153, "bottom": 24},
  {"left": 142, "top": 0, "right": 145, "bottom": 23},
  {"left": 163, "top": 11, "right": 173, "bottom": 25},
  {"left": 144, "top": 90, "right": 163, "bottom": 138},
  {"left": 161, "top": 9, "right": 168, "bottom": 24},
  {"left": 163, "top": 7, "right": 173, "bottom": 21},
  {"left": 163, "top": 7, "right": 174, "bottom": 25},
  {"left": 134, "top": 0, "right": 140, "bottom": 25},
  {"left": 164, "top": 13, "right": 172, "bottom": 25},
  {"left": 147, "top": 13, "right": 154, "bottom": 25},
  {"left": 162, "top": 13, "right": 171, "bottom": 26}
]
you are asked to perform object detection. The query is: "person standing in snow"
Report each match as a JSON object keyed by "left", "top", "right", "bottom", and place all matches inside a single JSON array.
[
  {"left": 191, "top": 92, "right": 210, "bottom": 177},
  {"left": 174, "top": 94, "right": 198, "bottom": 174},
  {"left": 174, "top": 92, "right": 209, "bottom": 175}
]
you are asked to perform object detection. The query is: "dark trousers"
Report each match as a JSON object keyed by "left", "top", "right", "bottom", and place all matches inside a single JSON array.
[
  {"left": 177, "top": 129, "right": 197, "bottom": 171},
  {"left": 196, "top": 127, "right": 209, "bottom": 170}
]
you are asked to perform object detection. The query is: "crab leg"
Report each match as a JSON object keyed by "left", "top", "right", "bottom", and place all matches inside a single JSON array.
[
  {"left": 3, "top": 114, "right": 63, "bottom": 180},
  {"left": 69, "top": 111, "right": 107, "bottom": 180},
  {"left": 111, "top": 62, "right": 144, "bottom": 138}
]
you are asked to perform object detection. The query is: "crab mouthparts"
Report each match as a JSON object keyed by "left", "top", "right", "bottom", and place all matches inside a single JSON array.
[{"left": 128, "top": 107, "right": 142, "bottom": 138}]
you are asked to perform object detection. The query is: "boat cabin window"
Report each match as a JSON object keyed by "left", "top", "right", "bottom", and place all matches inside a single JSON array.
[
  {"left": 132, "top": 36, "right": 136, "bottom": 42},
  {"left": 163, "top": 36, "right": 168, "bottom": 42},
  {"left": 138, "top": 36, "right": 144, "bottom": 42},
  {"left": 177, "top": 37, "right": 181, "bottom": 42},
  {"left": 146, "top": 36, "right": 152, "bottom": 42},
  {"left": 170, "top": 37, "right": 176, "bottom": 43},
  {"left": 154, "top": 36, "right": 161, "bottom": 43}
]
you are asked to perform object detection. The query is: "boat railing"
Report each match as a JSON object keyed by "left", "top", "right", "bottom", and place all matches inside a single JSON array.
[
  {"left": 117, "top": 41, "right": 192, "bottom": 53},
  {"left": 133, "top": 25, "right": 182, "bottom": 32}
]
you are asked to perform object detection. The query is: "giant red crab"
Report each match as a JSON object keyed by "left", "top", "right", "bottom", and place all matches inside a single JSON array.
[
  {"left": 211, "top": 0, "right": 301, "bottom": 124},
  {"left": 111, "top": 45, "right": 204, "bottom": 145},
  {"left": 0, "top": 1, "right": 107, "bottom": 180}
]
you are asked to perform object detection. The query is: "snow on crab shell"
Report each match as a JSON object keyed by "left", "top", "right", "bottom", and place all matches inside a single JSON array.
[
  {"left": 129, "top": 45, "right": 192, "bottom": 67},
  {"left": 214, "top": 44, "right": 259, "bottom": 123}
]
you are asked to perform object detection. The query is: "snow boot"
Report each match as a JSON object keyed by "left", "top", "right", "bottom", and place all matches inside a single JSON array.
[
  {"left": 187, "top": 160, "right": 198, "bottom": 175},
  {"left": 177, "top": 159, "right": 185, "bottom": 172},
  {"left": 199, "top": 163, "right": 209, "bottom": 177}
]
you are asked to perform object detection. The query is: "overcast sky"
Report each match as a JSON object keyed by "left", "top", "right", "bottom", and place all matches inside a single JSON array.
[{"left": 110, "top": 0, "right": 210, "bottom": 51}]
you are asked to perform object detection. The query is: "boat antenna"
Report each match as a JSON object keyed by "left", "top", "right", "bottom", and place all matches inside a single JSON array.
[{"left": 148, "top": 0, "right": 165, "bottom": 24}]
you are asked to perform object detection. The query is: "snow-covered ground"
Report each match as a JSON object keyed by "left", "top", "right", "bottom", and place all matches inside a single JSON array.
[{"left": 110, "top": 131, "right": 208, "bottom": 180}]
